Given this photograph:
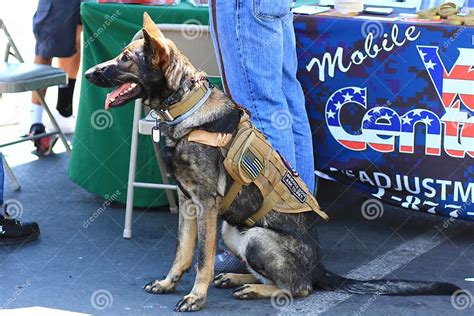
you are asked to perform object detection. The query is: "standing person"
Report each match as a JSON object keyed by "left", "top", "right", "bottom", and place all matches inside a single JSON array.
[
  {"left": 209, "top": 0, "right": 315, "bottom": 272},
  {"left": 30, "top": 0, "right": 82, "bottom": 155}
]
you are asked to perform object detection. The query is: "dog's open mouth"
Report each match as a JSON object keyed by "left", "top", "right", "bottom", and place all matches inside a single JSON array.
[{"left": 105, "top": 82, "right": 142, "bottom": 110}]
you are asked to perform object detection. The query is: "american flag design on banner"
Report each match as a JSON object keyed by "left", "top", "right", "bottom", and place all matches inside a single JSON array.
[
  {"left": 399, "top": 109, "right": 441, "bottom": 156},
  {"left": 294, "top": 14, "right": 474, "bottom": 222},
  {"left": 241, "top": 149, "right": 264, "bottom": 180},
  {"left": 326, "top": 87, "right": 367, "bottom": 151},
  {"left": 417, "top": 46, "right": 474, "bottom": 111}
]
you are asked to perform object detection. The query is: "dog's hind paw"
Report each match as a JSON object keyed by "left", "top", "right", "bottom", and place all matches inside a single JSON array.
[
  {"left": 143, "top": 279, "right": 176, "bottom": 294},
  {"left": 232, "top": 285, "right": 256, "bottom": 299},
  {"left": 213, "top": 273, "right": 232, "bottom": 288},
  {"left": 232, "top": 284, "right": 281, "bottom": 299},
  {"left": 214, "top": 273, "right": 259, "bottom": 288},
  {"left": 174, "top": 294, "right": 205, "bottom": 312}
]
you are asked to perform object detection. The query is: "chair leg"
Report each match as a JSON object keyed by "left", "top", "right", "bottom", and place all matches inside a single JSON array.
[
  {"left": 34, "top": 90, "right": 71, "bottom": 153},
  {"left": 123, "top": 100, "right": 142, "bottom": 239},
  {"left": 2, "top": 156, "right": 20, "bottom": 191},
  {"left": 151, "top": 141, "right": 178, "bottom": 213}
]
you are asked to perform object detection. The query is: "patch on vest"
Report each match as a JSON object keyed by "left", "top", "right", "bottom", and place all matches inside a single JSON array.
[
  {"left": 281, "top": 171, "right": 307, "bottom": 203},
  {"left": 241, "top": 149, "right": 264, "bottom": 180},
  {"left": 277, "top": 151, "right": 299, "bottom": 177}
]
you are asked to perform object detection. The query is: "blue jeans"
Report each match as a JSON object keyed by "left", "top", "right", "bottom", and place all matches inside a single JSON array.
[
  {"left": 0, "top": 153, "right": 4, "bottom": 206},
  {"left": 209, "top": 0, "right": 315, "bottom": 191}
]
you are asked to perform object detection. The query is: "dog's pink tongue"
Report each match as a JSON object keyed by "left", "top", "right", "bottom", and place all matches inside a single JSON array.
[{"left": 105, "top": 83, "right": 132, "bottom": 110}]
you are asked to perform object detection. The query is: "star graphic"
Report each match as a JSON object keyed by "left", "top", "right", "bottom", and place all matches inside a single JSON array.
[
  {"left": 412, "top": 109, "right": 423, "bottom": 117},
  {"left": 421, "top": 116, "right": 433, "bottom": 126},
  {"left": 425, "top": 59, "right": 436, "bottom": 70},
  {"left": 343, "top": 92, "right": 353, "bottom": 102},
  {"left": 419, "top": 50, "right": 427, "bottom": 61},
  {"left": 401, "top": 116, "right": 412, "bottom": 125},
  {"left": 380, "top": 113, "right": 392, "bottom": 121},
  {"left": 364, "top": 114, "right": 373, "bottom": 123},
  {"left": 352, "top": 87, "right": 364, "bottom": 95},
  {"left": 372, "top": 107, "right": 382, "bottom": 114},
  {"left": 327, "top": 109, "right": 336, "bottom": 119},
  {"left": 334, "top": 101, "right": 343, "bottom": 110}
]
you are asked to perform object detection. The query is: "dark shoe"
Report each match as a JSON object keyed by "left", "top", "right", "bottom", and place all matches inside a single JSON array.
[
  {"left": 214, "top": 250, "right": 248, "bottom": 274},
  {"left": 213, "top": 239, "right": 248, "bottom": 274},
  {"left": 29, "top": 123, "right": 58, "bottom": 156},
  {"left": 0, "top": 208, "right": 40, "bottom": 245}
]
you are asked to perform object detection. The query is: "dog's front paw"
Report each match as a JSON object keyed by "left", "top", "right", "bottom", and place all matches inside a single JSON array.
[
  {"left": 174, "top": 293, "right": 206, "bottom": 312},
  {"left": 143, "top": 279, "right": 176, "bottom": 294}
]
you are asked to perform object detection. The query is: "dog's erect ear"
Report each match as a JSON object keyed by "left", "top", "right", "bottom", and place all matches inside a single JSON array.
[
  {"left": 143, "top": 12, "right": 165, "bottom": 39},
  {"left": 142, "top": 13, "right": 169, "bottom": 68}
]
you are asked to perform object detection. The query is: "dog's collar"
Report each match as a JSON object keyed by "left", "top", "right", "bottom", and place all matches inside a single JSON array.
[
  {"left": 154, "top": 80, "right": 211, "bottom": 126},
  {"left": 161, "top": 80, "right": 195, "bottom": 107}
]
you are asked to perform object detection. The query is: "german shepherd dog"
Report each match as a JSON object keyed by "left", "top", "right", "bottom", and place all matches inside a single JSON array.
[{"left": 85, "top": 13, "right": 460, "bottom": 312}]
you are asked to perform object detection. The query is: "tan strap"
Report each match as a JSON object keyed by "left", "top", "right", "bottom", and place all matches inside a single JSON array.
[
  {"left": 244, "top": 175, "right": 288, "bottom": 225},
  {"left": 244, "top": 185, "right": 285, "bottom": 226},
  {"left": 220, "top": 181, "right": 243, "bottom": 215},
  {"left": 315, "top": 208, "right": 329, "bottom": 221},
  {"left": 188, "top": 130, "right": 233, "bottom": 147},
  {"left": 168, "top": 85, "right": 208, "bottom": 119},
  {"left": 239, "top": 112, "right": 252, "bottom": 128}
]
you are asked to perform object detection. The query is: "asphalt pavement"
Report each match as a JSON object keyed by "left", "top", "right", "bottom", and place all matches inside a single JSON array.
[{"left": 0, "top": 149, "right": 472, "bottom": 315}]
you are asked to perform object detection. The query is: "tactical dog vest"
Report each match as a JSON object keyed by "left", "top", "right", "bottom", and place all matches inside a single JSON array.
[{"left": 188, "top": 111, "right": 329, "bottom": 226}]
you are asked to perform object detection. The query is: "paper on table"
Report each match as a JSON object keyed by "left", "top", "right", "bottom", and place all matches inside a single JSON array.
[
  {"left": 293, "top": 5, "right": 331, "bottom": 15},
  {"left": 352, "top": 15, "right": 399, "bottom": 21}
]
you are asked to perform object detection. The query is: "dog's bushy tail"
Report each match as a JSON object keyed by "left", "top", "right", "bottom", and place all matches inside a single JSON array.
[{"left": 316, "top": 267, "right": 460, "bottom": 296}]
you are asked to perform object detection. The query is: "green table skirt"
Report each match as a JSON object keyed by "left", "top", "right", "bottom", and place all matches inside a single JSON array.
[
  {"left": 69, "top": 2, "right": 209, "bottom": 207},
  {"left": 69, "top": 1, "right": 310, "bottom": 207}
]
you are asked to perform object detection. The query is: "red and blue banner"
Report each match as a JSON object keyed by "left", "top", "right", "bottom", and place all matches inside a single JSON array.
[{"left": 295, "top": 15, "right": 474, "bottom": 221}]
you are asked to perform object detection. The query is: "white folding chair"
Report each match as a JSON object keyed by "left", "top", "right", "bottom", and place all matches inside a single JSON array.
[
  {"left": 0, "top": 19, "right": 71, "bottom": 191},
  {"left": 123, "top": 99, "right": 178, "bottom": 239},
  {"left": 123, "top": 23, "right": 220, "bottom": 239}
]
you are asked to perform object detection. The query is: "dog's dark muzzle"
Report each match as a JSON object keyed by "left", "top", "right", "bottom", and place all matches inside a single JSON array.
[{"left": 85, "top": 60, "right": 122, "bottom": 88}]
